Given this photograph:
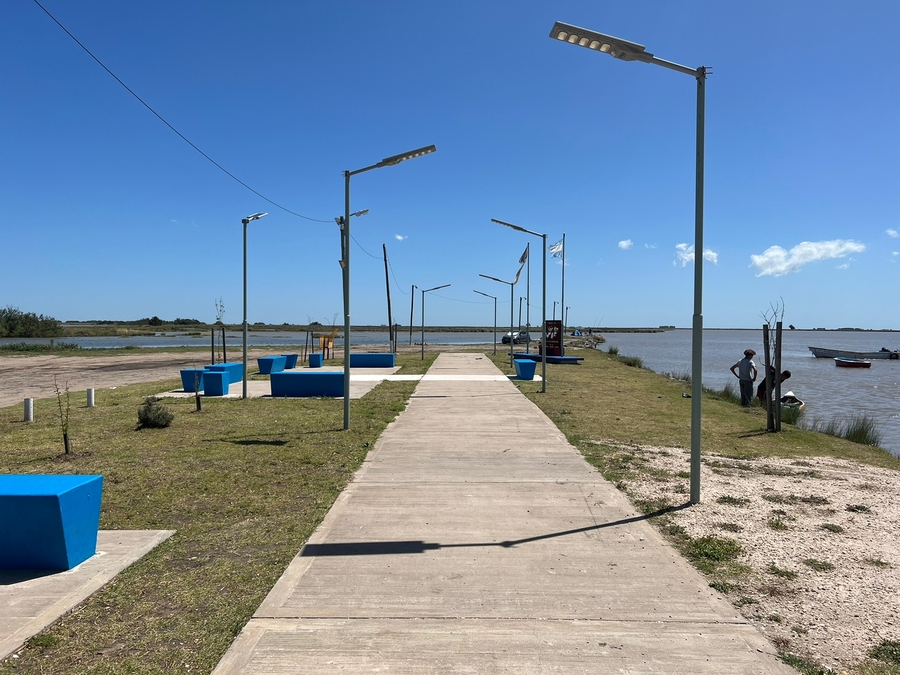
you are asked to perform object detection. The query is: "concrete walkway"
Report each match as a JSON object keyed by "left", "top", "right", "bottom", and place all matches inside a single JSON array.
[{"left": 213, "top": 353, "right": 794, "bottom": 674}]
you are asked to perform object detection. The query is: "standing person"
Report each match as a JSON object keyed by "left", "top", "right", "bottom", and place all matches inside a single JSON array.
[{"left": 730, "top": 349, "right": 758, "bottom": 407}]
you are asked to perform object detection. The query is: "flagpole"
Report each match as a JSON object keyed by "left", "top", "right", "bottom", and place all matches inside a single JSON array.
[
  {"left": 561, "top": 232, "right": 566, "bottom": 356},
  {"left": 526, "top": 242, "right": 531, "bottom": 353}
]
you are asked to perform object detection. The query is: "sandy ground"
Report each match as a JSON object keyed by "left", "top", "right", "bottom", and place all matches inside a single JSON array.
[
  {"left": 613, "top": 442, "right": 900, "bottom": 672},
  {"left": 0, "top": 344, "right": 484, "bottom": 409}
]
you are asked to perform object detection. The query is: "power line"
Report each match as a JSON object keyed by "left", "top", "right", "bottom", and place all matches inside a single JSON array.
[{"left": 32, "top": 0, "right": 331, "bottom": 224}]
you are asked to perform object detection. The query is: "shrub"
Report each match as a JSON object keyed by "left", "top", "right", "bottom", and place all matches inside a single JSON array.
[
  {"left": 607, "top": 345, "right": 619, "bottom": 356},
  {"left": 617, "top": 355, "right": 643, "bottom": 368},
  {"left": 137, "top": 397, "right": 174, "bottom": 429},
  {"left": 716, "top": 495, "right": 750, "bottom": 507},
  {"left": 820, "top": 523, "right": 844, "bottom": 534},
  {"left": 803, "top": 413, "right": 883, "bottom": 447}
]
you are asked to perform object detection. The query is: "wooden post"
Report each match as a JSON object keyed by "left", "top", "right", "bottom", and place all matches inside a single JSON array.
[
  {"left": 221, "top": 325, "right": 227, "bottom": 363},
  {"left": 762, "top": 324, "right": 774, "bottom": 431},
  {"left": 211, "top": 327, "right": 215, "bottom": 365},
  {"left": 774, "top": 321, "right": 783, "bottom": 432}
]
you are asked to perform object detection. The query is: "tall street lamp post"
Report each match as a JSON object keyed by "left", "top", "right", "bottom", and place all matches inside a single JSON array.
[
  {"left": 242, "top": 212, "right": 267, "bottom": 399},
  {"left": 342, "top": 145, "right": 436, "bottom": 430},
  {"left": 479, "top": 273, "right": 516, "bottom": 368},
  {"left": 492, "top": 218, "right": 547, "bottom": 393},
  {"left": 473, "top": 290, "right": 497, "bottom": 355},
  {"left": 421, "top": 284, "right": 451, "bottom": 360},
  {"left": 550, "top": 21, "right": 708, "bottom": 503}
]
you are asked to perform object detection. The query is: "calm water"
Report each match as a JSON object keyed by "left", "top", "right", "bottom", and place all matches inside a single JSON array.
[
  {"left": 0, "top": 330, "right": 491, "bottom": 350},
  {"left": 600, "top": 329, "right": 900, "bottom": 456}
]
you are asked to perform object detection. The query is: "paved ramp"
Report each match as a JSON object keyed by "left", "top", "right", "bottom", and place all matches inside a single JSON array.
[{"left": 213, "top": 353, "right": 793, "bottom": 674}]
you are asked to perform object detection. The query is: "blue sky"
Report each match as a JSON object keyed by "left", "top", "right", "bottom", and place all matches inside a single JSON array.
[{"left": 2, "top": 1, "right": 898, "bottom": 329}]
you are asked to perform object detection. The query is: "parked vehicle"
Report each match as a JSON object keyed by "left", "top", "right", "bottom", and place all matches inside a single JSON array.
[{"left": 501, "top": 331, "right": 530, "bottom": 345}]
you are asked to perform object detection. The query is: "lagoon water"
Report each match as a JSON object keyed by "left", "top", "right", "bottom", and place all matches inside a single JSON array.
[
  {"left": 600, "top": 329, "right": 900, "bottom": 457},
  {"left": 4, "top": 328, "right": 898, "bottom": 455}
]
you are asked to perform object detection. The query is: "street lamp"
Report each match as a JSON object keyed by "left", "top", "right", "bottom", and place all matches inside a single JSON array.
[
  {"left": 342, "top": 145, "right": 436, "bottom": 430},
  {"left": 421, "top": 284, "right": 451, "bottom": 360},
  {"left": 479, "top": 273, "right": 517, "bottom": 368},
  {"left": 242, "top": 212, "right": 267, "bottom": 400},
  {"left": 473, "top": 290, "right": 497, "bottom": 355},
  {"left": 550, "top": 21, "right": 708, "bottom": 504},
  {"left": 492, "top": 218, "right": 547, "bottom": 393}
]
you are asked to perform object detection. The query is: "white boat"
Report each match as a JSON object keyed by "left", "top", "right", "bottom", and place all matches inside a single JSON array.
[
  {"left": 808, "top": 346, "right": 899, "bottom": 360},
  {"left": 780, "top": 390, "right": 805, "bottom": 411}
]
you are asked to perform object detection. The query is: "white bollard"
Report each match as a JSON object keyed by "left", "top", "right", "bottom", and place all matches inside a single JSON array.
[
  {"left": 87, "top": 388, "right": 95, "bottom": 408},
  {"left": 24, "top": 398, "right": 34, "bottom": 422}
]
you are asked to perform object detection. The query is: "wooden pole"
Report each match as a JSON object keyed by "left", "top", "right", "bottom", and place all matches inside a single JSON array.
[
  {"left": 762, "top": 324, "right": 774, "bottom": 431},
  {"left": 774, "top": 321, "right": 783, "bottom": 432}
]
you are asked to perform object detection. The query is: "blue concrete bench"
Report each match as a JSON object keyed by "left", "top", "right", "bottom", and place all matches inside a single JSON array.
[
  {"left": 514, "top": 359, "right": 537, "bottom": 380},
  {"left": 282, "top": 354, "right": 299, "bottom": 369},
  {"left": 348, "top": 352, "right": 396, "bottom": 368},
  {"left": 205, "top": 362, "right": 243, "bottom": 383},
  {"left": 257, "top": 355, "right": 287, "bottom": 374},
  {"left": 202, "top": 370, "right": 229, "bottom": 396},
  {"left": 271, "top": 371, "right": 344, "bottom": 397},
  {"left": 309, "top": 353, "right": 323, "bottom": 368},
  {"left": 180, "top": 368, "right": 206, "bottom": 393},
  {"left": 0, "top": 474, "right": 104, "bottom": 570}
]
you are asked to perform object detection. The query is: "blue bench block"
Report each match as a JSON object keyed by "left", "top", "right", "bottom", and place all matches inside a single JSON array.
[
  {"left": 0, "top": 475, "right": 104, "bottom": 570},
  {"left": 271, "top": 372, "right": 344, "bottom": 397},
  {"left": 309, "top": 353, "right": 323, "bottom": 368},
  {"left": 180, "top": 369, "right": 206, "bottom": 392},
  {"left": 205, "top": 362, "right": 243, "bottom": 383},
  {"left": 282, "top": 354, "right": 299, "bottom": 369},
  {"left": 349, "top": 352, "right": 396, "bottom": 368},
  {"left": 202, "top": 370, "right": 229, "bottom": 396},
  {"left": 514, "top": 359, "right": 537, "bottom": 380},
  {"left": 257, "top": 355, "right": 287, "bottom": 374}
]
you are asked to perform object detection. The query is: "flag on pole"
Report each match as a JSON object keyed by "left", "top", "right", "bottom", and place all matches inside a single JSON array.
[
  {"left": 518, "top": 245, "right": 529, "bottom": 265},
  {"left": 549, "top": 239, "right": 564, "bottom": 258}
]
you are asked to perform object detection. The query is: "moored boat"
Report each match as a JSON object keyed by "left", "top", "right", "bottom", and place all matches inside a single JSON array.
[
  {"left": 780, "top": 390, "right": 805, "bottom": 411},
  {"left": 808, "top": 346, "right": 899, "bottom": 360},
  {"left": 834, "top": 357, "right": 872, "bottom": 368}
]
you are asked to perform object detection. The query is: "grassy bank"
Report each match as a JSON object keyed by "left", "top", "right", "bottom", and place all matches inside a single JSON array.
[
  {"left": 0, "top": 354, "right": 435, "bottom": 674},
  {"left": 501, "top": 348, "right": 898, "bottom": 469}
]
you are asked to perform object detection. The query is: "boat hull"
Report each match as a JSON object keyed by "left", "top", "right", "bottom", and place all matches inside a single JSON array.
[
  {"left": 834, "top": 358, "right": 872, "bottom": 368},
  {"left": 808, "top": 346, "right": 899, "bottom": 360}
]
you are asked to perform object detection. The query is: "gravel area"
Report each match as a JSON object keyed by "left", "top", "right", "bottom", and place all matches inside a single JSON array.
[{"left": 613, "top": 442, "right": 900, "bottom": 672}]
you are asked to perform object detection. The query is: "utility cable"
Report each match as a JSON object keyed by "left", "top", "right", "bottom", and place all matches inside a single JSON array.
[{"left": 32, "top": 0, "right": 331, "bottom": 223}]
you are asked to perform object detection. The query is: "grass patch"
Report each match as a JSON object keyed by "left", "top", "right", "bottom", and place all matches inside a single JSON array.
[
  {"left": 803, "top": 558, "right": 836, "bottom": 572},
  {"left": 803, "top": 413, "right": 883, "bottom": 447},
  {"left": 870, "top": 640, "right": 900, "bottom": 665},
  {"left": 767, "top": 516, "right": 790, "bottom": 530},
  {"left": 780, "top": 652, "right": 832, "bottom": 675},
  {"left": 820, "top": 523, "right": 844, "bottom": 534},
  {"left": 716, "top": 495, "right": 750, "bottom": 506},
  {"left": 847, "top": 503, "right": 872, "bottom": 513},
  {"left": 0, "top": 353, "right": 435, "bottom": 673},
  {"left": 0, "top": 340, "right": 83, "bottom": 353},
  {"left": 864, "top": 558, "right": 891, "bottom": 569},
  {"left": 717, "top": 522, "right": 742, "bottom": 533},
  {"left": 768, "top": 564, "right": 798, "bottom": 580}
]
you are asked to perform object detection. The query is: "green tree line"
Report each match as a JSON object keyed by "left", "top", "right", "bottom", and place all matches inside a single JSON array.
[{"left": 0, "top": 306, "right": 63, "bottom": 338}]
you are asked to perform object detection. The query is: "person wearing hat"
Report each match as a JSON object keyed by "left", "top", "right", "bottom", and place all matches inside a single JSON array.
[{"left": 730, "top": 349, "right": 758, "bottom": 407}]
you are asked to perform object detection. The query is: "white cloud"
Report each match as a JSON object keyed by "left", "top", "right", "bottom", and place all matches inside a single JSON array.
[
  {"left": 750, "top": 239, "right": 866, "bottom": 277},
  {"left": 887, "top": 228, "right": 899, "bottom": 238},
  {"left": 893, "top": 251, "right": 899, "bottom": 256},
  {"left": 674, "top": 243, "right": 718, "bottom": 267},
  {"left": 645, "top": 243, "right": 658, "bottom": 249},
  {"left": 394, "top": 234, "right": 407, "bottom": 241},
  {"left": 618, "top": 239, "right": 633, "bottom": 250}
]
